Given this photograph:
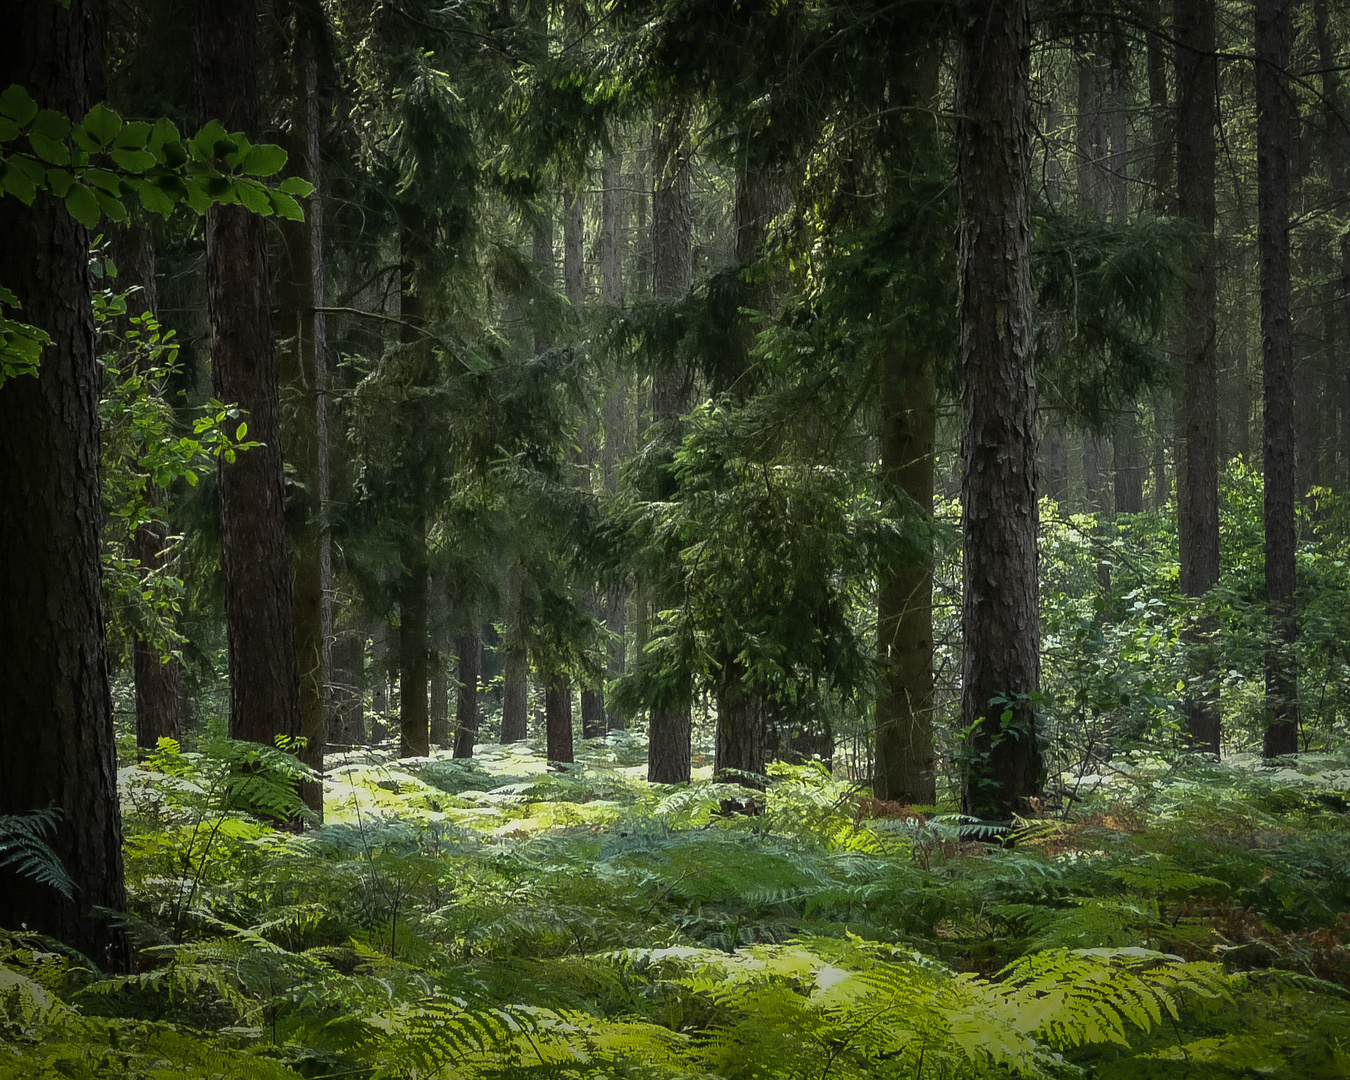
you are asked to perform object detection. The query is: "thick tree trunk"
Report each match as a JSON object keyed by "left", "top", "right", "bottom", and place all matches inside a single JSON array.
[
  {"left": 277, "top": 4, "right": 329, "bottom": 814},
  {"left": 716, "top": 678, "right": 767, "bottom": 781},
  {"left": 453, "top": 629, "right": 481, "bottom": 758},
  {"left": 1175, "top": 0, "right": 1222, "bottom": 753},
  {"left": 1257, "top": 0, "right": 1299, "bottom": 756},
  {"left": 0, "top": 0, "right": 129, "bottom": 972},
  {"left": 956, "top": 0, "right": 1042, "bottom": 821},
  {"left": 198, "top": 0, "right": 302, "bottom": 750},
  {"left": 501, "top": 561, "right": 530, "bottom": 742},
  {"left": 545, "top": 681, "right": 574, "bottom": 764}
]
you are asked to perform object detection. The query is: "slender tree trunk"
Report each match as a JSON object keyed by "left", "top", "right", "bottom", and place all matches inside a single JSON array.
[
  {"left": 430, "top": 650, "right": 451, "bottom": 747},
  {"left": 545, "top": 681, "right": 574, "bottom": 764},
  {"left": 873, "top": 31, "right": 942, "bottom": 807},
  {"left": 453, "top": 629, "right": 481, "bottom": 758},
  {"left": 370, "top": 622, "right": 390, "bottom": 744},
  {"left": 197, "top": 0, "right": 302, "bottom": 750},
  {"left": 501, "top": 561, "right": 529, "bottom": 742},
  {"left": 399, "top": 517, "right": 430, "bottom": 758},
  {"left": 1113, "top": 411, "right": 1144, "bottom": 514},
  {"left": 113, "top": 225, "right": 184, "bottom": 751},
  {"left": 647, "top": 103, "right": 695, "bottom": 784},
  {"left": 1175, "top": 0, "right": 1222, "bottom": 752},
  {"left": 956, "top": 0, "right": 1042, "bottom": 820},
  {"left": 1083, "top": 430, "right": 1112, "bottom": 514},
  {"left": 1044, "top": 423, "right": 1069, "bottom": 504},
  {"left": 332, "top": 628, "right": 365, "bottom": 746},
  {"left": 0, "top": 0, "right": 129, "bottom": 972},
  {"left": 277, "top": 1, "right": 329, "bottom": 813},
  {"left": 1258, "top": 0, "right": 1299, "bottom": 756}
]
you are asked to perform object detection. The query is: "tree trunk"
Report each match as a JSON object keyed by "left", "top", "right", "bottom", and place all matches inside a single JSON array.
[
  {"left": 873, "top": 40, "right": 941, "bottom": 806},
  {"left": 1083, "top": 430, "right": 1112, "bottom": 515},
  {"left": 277, "top": 2, "right": 329, "bottom": 814},
  {"left": 398, "top": 520, "right": 430, "bottom": 758},
  {"left": 0, "top": 0, "right": 129, "bottom": 972},
  {"left": 501, "top": 561, "right": 530, "bottom": 742},
  {"left": 113, "top": 226, "right": 183, "bottom": 752},
  {"left": 956, "top": 0, "right": 1042, "bottom": 821},
  {"left": 430, "top": 650, "right": 451, "bottom": 747},
  {"left": 1044, "top": 422, "right": 1069, "bottom": 504},
  {"left": 1257, "top": 0, "right": 1299, "bottom": 756},
  {"left": 1175, "top": 0, "right": 1222, "bottom": 753},
  {"left": 545, "top": 681, "right": 574, "bottom": 764},
  {"left": 580, "top": 690, "right": 606, "bottom": 738},
  {"left": 453, "top": 629, "right": 481, "bottom": 758},
  {"left": 715, "top": 678, "right": 767, "bottom": 782},
  {"left": 1113, "top": 410, "right": 1144, "bottom": 514},
  {"left": 646, "top": 102, "right": 695, "bottom": 783},
  {"left": 331, "top": 627, "right": 365, "bottom": 746},
  {"left": 370, "top": 621, "right": 391, "bottom": 745},
  {"left": 197, "top": 0, "right": 303, "bottom": 750}
]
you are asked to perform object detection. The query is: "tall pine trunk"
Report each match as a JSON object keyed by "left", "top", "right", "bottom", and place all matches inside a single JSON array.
[
  {"left": 197, "top": 0, "right": 303, "bottom": 750},
  {"left": 1257, "top": 0, "right": 1299, "bottom": 756},
  {"left": 501, "top": 561, "right": 530, "bottom": 741},
  {"left": 453, "top": 629, "right": 481, "bottom": 758},
  {"left": 277, "top": 2, "right": 329, "bottom": 812},
  {"left": 0, "top": 0, "right": 130, "bottom": 972},
  {"left": 647, "top": 102, "right": 694, "bottom": 785},
  {"left": 956, "top": 0, "right": 1042, "bottom": 820},
  {"left": 874, "top": 40, "right": 941, "bottom": 806},
  {"left": 545, "top": 682, "right": 574, "bottom": 764},
  {"left": 1175, "top": 0, "right": 1222, "bottom": 753}
]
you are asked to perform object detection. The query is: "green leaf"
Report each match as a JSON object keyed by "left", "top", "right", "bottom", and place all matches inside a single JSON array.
[
  {"left": 0, "top": 85, "right": 37, "bottom": 125},
  {"left": 95, "top": 188, "right": 127, "bottom": 223},
  {"left": 1, "top": 157, "right": 42, "bottom": 203},
  {"left": 181, "top": 176, "right": 211, "bottom": 215},
  {"left": 133, "top": 179, "right": 175, "bottom": 218},
  {"left": 190, "top": 120, "right": 228, "bottom": 161},
  {"left": 28, "top": 131, "right": 70, "bottom": 165},
  {"left": 240, "top": 143, "right": 287, "bottom": 177},
  {"left": 235, "top": 422, "right": 248, "bottom": 440},
  {"left": 110, "top": 146, "right": 156, "bottom": 173},
  {"left": 83, "top": 167, "right": 122, "bottom": 194},
  {"left": 63, "top": 182, "right": 100, "bottom": 228},
  {"left": 276, "top": 176, "right": 315, "bottom": 197},
  {"left": 0, "top": 118, "right": 20, "bottom": 142},
  {"left": 31, "top": 109, "right": 71, "bottom": 141},
  {"left": 80, "top": 102, "right": 122, "bottom": 146},
  {"left": 234, "top": 178, "right": 272, "bottom": 216},
  {"left": 268, "top": 190, "right": 303, "bottom": 221},
  {"left": 113, "top": 120, "right": 151, "bottom": 149},
  {"left": 47, "top": 167, "right": 74, "bottom": 197}
]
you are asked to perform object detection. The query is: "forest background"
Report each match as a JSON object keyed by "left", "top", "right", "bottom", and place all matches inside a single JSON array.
[{"left": 4, "top": 0, "right": 1350, "bottom": 1076}]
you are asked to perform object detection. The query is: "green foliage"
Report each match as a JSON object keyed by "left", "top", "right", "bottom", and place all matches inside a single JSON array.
[{"left": 0, "top": 808, "right": 74, "bottom": 900}]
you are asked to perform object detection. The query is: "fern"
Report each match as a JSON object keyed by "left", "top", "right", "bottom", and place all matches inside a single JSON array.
[{"left": 0, "top": 807, "right": 74, "bottom": 899}]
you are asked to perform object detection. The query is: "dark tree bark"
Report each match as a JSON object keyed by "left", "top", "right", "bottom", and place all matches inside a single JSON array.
[
  {"left": 715, "top": 678, "right": 767, "bottom": 781},
  {"left": 1083, "top": 430, "right": 1112, "bottom": 515},
  {"left": 647, "top": 103, "right": 695, "bottom": 784},
  {"left": 1113, "top": 411, "right": 1145, "bottom": 514},
  {"left": 197, "top": 0, "right": 302, "bottom": 750},
  {"left": 398, "top": 517, "right": 430, "bottom": 758},
  {"left": 874, "top": 38, "right": 942, "bottom": 807},
  {"left": 370, "top": 620, "right": 392, "bottom": 744},
  {"left": 453, "top": 629, "right": 481, "bottom": 758},
  {"left": 430, "top": 652, "right": 450, "bottom": 746},
  {"left": 0, "top": 0, "right": 129, "bottom": 972},
  {"left": 956, "top": 0, "right": 1042, "bottom": 820},
  {"left": 1044, "top": 423, "right": 1069, "bottom": 504},
  {"left": 277, "top": 0, "right": 330, "bottom": 813},
  {"left": 545, "top": 681, "right": 574, "bottom": 764},
  {"left": 1257, "top": 0, "right": 1299, "bottom": 756},
  {"left": 1175, "top": 0, "right": 1221, "bottom": 752},
  {"left": 500, "top": 561, "right": 530, "bottom": 742}
]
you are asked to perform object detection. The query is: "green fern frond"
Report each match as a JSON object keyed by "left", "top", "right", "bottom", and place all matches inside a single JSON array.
[{"left": 0, "top": 808, "right": 74, "bottom": 899}]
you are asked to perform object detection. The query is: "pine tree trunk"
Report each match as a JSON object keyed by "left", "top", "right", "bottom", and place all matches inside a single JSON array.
[
  {"left": 1257, "top": 0, "right": 1299, "bottom": 756},
  {"left": 1113, "top": 411, "right": 1144, "bottom": 514},
  {"left": 956, "top": 0, "right": 1042, "bottom": 821},
  {"left": 545, "top": 681, "right": 574, "bottom": 764},
  {"left": 715, "top": 678, "right": 767, "bottom": 782},
  {"left": 197, "top": 0, "right": 303, "bottom": 750},
  {"left": 1044, "top": 423, "right": 1069, "bottom": 504},
  {"left": 371, "top": 621, "right": 391, "bottom": 745},
  {"left": 399, "top": 521, "right": 430, "bottom": 758},
  {"left": 453, "top": 629, "right": 481, "bottom": 758},
  {"left": 1175, "top": 0, "right": 1222, "bottom": 753},
  {"left": 0, "top": 0, "right": 129, "bottom": 972},
  {"left": 501, "top": 562, "right": 530, "bottom": 742},
  {"left": 430, "top": 651, "right": 451, "bottom": 747},
  {"left": 332, "top": 628, "right": 365, "bottom": 746},
  {"left": 647, "top": 103, "right": 694, "bottom": 783},
  {"left": 277, "top": 4, "right": 329, "bottom": 814}
]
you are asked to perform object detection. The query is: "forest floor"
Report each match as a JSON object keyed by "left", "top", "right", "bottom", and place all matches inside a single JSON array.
[{"left": 4, "top": 734, "right": 1350, "bottom": 1078}]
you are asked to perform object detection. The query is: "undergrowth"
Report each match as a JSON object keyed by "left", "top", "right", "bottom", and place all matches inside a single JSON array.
[{"left": 4, "top": 738, "right": 1350, "bottom": 1078}]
